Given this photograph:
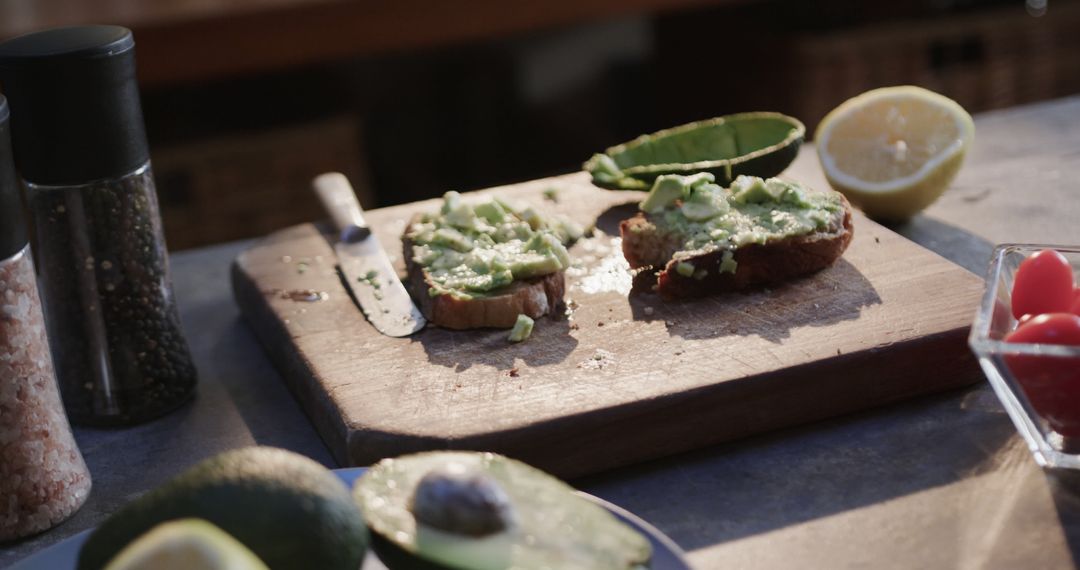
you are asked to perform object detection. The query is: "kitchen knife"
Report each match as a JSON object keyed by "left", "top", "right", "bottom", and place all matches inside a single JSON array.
[{"left": 313, "top": 172, "right": 426, "bottom": 337}]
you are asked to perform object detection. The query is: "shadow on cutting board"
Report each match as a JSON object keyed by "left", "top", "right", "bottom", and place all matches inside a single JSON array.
[
  {"left": 413, "top": 318, "right": 579, "bottom": 372},
  {"left": 594, "top": 201, "right": 641, "bottom": 236},
  {"left": 890, "top": 214, "right": 995, "bottom": 276},
  {"left": 628, "top": 258, "right": 880, "bottom": 344}
]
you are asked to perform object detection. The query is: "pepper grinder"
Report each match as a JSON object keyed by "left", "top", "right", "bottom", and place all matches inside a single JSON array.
[
  {"left": 0, "top": 26, "right": 198, "bottom": 425},
  {"left": 0, "top": 95, "right": 92, "bottom": 542}
]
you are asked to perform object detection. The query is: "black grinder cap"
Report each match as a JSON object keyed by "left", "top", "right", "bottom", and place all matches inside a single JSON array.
[
  {"left": 0, "top": 96, "right": 28, "bottom": 260},
  {"left": 0, "top": 26, "right": 149, "bottom": 186}
]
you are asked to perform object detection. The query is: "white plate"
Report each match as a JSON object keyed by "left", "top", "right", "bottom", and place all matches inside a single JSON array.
[{"left": 11, "top": 468, "right": 690, "bottom": 570}]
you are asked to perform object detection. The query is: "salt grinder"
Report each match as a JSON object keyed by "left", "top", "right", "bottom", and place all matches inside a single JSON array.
[{"left": 0, "top": 95, "right": 92, "bottom": 542}]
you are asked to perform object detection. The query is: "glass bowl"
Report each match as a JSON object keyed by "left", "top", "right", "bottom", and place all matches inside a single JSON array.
[{"left": 969, "top": 244, "right": 1080, "bottom": 469}]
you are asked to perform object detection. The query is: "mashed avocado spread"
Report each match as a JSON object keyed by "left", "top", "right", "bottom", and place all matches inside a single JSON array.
[
  {"left": 638, "top": 173, "right": 843, "bottom": 267},
  {"left": 407, "top": 192, "right": 584, "bottom": 299}
]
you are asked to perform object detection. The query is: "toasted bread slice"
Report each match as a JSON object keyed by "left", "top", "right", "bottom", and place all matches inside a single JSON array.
[
  {"left": 401, "top": 192, "right": 578, "bottom": 330},
  {"left": 402, "top": 216, "right": 566, "bottom": 330},
  {"left": 620, "top": 193, "right": 853, "bottom": 299}
]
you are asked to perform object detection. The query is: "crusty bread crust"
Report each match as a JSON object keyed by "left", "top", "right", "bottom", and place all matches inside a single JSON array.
[
  {"left": 620, "top": 194, "right": 853, "bottom": 299},
  {"left": 403, "top": 222, "right": 565, "bottom": 330}
]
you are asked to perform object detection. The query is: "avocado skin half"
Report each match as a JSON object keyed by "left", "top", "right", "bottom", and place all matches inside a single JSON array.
[
  {"left": 77, "top": 447, "right": 368, "bottom": 570},
  {"left": 622, "top": 135, "right": 802, "bottom": 188},
  {"left": 586, "top": 112, "right": 805, "bottom": 189}
]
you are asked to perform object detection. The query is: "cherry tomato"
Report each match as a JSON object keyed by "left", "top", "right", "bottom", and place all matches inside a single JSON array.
[
  {"left": 1005, "top": 313, "right": 1080, "bottom": 435},
  {"left": 1008, "top": 313, "right": 1080, "bottom": 344},
  {"left": 1072, "top": 287, "right": 1080, "bottom": 316},
  {"left": 1011, "top": 249, "right": 1075, "bottom": 320}
]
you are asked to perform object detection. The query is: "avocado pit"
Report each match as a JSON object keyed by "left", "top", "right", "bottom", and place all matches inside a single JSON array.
[{"left": 409, "top": 463, "right": 515, "bottom": 537}]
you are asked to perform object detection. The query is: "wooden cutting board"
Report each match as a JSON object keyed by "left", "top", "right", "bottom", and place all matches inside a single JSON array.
[{"left": 232, "top": 171, "right": 984, "bottom": 478}]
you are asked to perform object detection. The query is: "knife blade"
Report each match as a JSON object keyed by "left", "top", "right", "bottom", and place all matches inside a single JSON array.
[{"left": 313, "top": 172, "right": 426, "bottom": 337}]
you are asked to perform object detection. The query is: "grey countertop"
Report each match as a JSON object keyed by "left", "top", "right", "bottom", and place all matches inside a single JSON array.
[{"left": 3, "top": 96, "right": 1080, "bottom": 569}]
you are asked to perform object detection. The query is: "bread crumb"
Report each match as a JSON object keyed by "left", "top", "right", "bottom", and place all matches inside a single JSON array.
[
  {"left": 874, "top": 236, "right": 880, "bottom": 243},
  {"left": 578, "top": 349, "right": 616, "bottom": 370},
  {"left": 597, "top": 322, "right": 604, "bottom": 327},
  {"left": 643, "top": 306, "right": 655, "bottom": 316},
  {"left": 570, "top": 323, "right": 580, "bottom": 331},
  {"left": 508, "top": 368, "right": 520, "bottom": 378}
]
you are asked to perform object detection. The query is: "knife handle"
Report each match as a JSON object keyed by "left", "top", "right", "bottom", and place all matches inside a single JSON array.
[{"left": 313, "top": 172, "right": 367, "bottom": 232}]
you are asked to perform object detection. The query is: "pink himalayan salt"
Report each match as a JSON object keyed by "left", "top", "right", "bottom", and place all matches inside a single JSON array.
[{"left": 1, "top": 247, "right": 91, "bottom": 541}]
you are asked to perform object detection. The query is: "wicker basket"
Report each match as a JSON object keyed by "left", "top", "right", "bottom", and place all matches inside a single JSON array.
[
  {"left": 152, "top": 116, "right": 372, "bottom": 250},
  {"left": 786, "top": 2, "right": 1080, "bottom": 133}
]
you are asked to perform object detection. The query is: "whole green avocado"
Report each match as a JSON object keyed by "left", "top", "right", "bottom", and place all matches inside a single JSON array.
[{"left": 77, "top": 447, "right": 368, "bottom": 570}]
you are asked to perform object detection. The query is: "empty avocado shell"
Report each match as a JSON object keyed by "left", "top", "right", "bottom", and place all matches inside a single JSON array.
[{"left": 585, "top": 112, "right": 805, "bottom": 190}]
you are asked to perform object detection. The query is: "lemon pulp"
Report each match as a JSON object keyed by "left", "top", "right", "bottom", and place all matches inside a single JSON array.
[{"left": 815, "top": 85, "right": 974, "bottom": 220}]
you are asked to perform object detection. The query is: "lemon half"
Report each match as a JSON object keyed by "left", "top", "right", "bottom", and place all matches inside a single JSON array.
[{"left": 815, "top": 85, "right": 974, "bottom": 221}]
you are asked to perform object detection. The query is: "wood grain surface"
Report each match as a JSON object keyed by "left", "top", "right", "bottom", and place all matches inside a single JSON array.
[{"left": 232, "top": 172, "right": 985, "bottom": 478}]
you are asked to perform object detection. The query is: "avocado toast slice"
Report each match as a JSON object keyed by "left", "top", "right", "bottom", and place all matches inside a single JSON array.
[
  {"left": 403, "top": 192, "right": 583, "bottom": 330},
  {"left": 621, "top": 173, "right": 853, "bottom": 299}
]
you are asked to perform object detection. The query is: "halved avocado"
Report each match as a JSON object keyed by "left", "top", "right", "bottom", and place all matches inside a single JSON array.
[
  {"left": 584, "top": 112, "right": 805, "bottom": 190},
  {"left": 354, "top": 451, "right": 652, "bottom": 570},
  {"left": 78, "top": 447, "right": 368, "bottom": 570}
]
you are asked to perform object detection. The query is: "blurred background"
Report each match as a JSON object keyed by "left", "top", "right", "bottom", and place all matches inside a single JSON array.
[{"left": 1, "top": 0, "right": 1077, "bottom": 250}]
